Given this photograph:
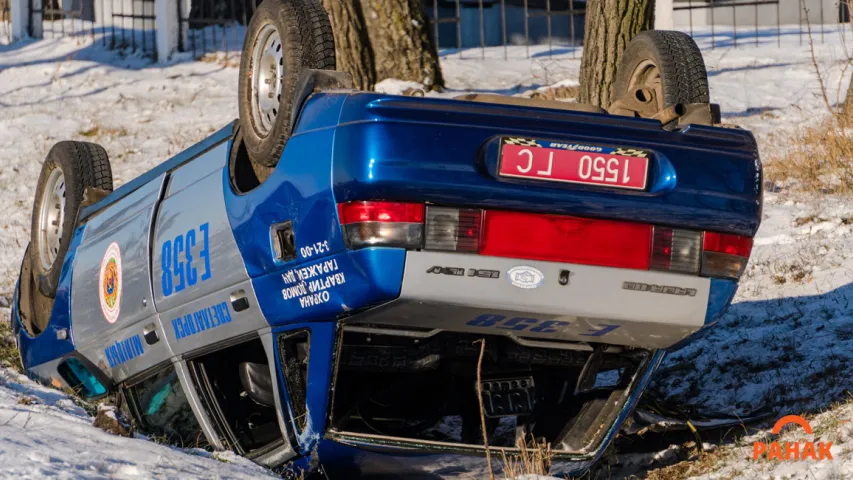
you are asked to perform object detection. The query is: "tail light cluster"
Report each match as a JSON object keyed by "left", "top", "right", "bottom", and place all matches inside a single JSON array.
[
  {"left": 337, "top": 201, "right": 753, "bottom": 280},
  {"left": 338, "top": 201, "right": 425, "bottom": 249}
]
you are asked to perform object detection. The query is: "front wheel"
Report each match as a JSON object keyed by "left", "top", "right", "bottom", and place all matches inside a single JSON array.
[
  {"left": 30, "top": 141, "right": 113, "bottom": 297},
  {"left": 237, "top": 0, "right": 336, "bottom": 168}
]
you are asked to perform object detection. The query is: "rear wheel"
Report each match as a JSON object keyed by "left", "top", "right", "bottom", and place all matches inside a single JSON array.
[
  {"left": 17, "top": 244, "right": 54, "bottom": 337},
  {"left": 30, "top": 141, "right": 113, "bottom": 298},
  {"left": 238, "top": 0, "right": 335, "bottom": 168},
  {"left": 612, "top": 30, "right": 709, "bottom": 114}
]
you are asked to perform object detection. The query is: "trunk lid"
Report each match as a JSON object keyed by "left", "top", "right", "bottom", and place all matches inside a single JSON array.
[{"left": 329, "top": 93, "right": 761, "bottom": 237}]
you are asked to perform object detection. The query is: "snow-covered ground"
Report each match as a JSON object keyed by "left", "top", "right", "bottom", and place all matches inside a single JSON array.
[
  {"left": 2, "top": 23, "right": 853, "bottom": 479},
  {"left": 0, "top": 364, "right": 276, "bottom": 478}
]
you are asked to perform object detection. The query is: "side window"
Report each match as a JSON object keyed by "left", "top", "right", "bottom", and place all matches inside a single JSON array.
[
  {"left": 187, "top": 338, "right": 285, "bottom": 455},
  {"left": 125, "top": 367, "right": 208, "bottom": 449},
  {"left": 57, "top": 357, "right": 108, "bottom": 399}
]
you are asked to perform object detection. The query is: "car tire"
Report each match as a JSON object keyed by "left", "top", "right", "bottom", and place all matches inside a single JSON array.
[
  {"left": 612, "top": 30, "right": 709, "bottom": 115},
  {"left": 238, "top": 0, "right": 336, "bottom": 168},
  {"left": 17, "top": 244, "right": 53, "bottom": 337},
  {"left": 30, "top": 141, "right": 113, "bottom": 298}
]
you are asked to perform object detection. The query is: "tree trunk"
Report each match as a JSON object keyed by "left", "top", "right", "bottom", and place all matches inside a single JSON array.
[
  {"left": 320, "top": 0, "right": 376, "bottom": 91},
  {"left": 579, "top": 0, "right": 654, "bottom": 108},
  {"left": 843, "top": 3, "right": 853, "bottom": 120},
  {"left": 844, "top": 77, "right": 853, "bottom": 120},
  {"left": 360, "top": 0, "right": 444, "bottom": 90}
]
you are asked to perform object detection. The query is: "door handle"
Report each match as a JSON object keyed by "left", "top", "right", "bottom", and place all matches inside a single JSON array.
[{"left": 230, "top": 289, "right": 250, "bottom": 312}]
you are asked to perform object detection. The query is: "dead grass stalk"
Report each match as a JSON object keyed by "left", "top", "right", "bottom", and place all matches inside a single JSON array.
[{"left": 474, "top": 338, "right": 495, "bottom": 480}]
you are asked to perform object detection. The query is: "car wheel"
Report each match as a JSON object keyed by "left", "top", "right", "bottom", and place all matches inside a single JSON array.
[
  {"left": 17, "top": 244, "right": 53, "bottom": 338},
  {"left": 238, "top": 0, "right": 336, "bottom": 168},
  {"left": 612, "top": 30, "right": 709, "bottom": 115},
  {"left": 30, "top": 141, "right": 113, "bottom": 298}
]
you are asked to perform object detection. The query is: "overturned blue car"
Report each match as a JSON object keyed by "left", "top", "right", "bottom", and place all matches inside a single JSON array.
[{"left": 9, "top": 0, "right": 761, "bottom": 477}]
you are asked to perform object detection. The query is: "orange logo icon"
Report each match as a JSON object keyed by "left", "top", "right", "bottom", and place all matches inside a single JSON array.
[{"left": 753, "top": 415, "right": 832, "bottom": 461}]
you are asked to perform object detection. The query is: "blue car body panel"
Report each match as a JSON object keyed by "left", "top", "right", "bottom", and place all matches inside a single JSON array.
[
  {"left": 79, "top": 124, "right": 235, "bottom": 222},
  {"left": 11, "top": 90, "right": 761, "bottom": 477},
  {"left": 332, "top": 94, "right": 761, "bottom": 236},
  {"left": 16, "top": 223, "right": 84, "bottom": 368}
]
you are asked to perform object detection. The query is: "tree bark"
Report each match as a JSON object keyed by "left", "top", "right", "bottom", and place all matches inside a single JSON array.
[
  {"left": 844, "top": 72, "right": 853, "bottom": 119},
  {"left": 321, "top": 0, "right": 376, "bottom": 91},
  {"left": 579, "top": 0, "right": 655, "bottom": 108},
  {"left": 843, "top": 3, "right": 853, "bottom": 120},
  {"left": 360, "top": 0, "right": 444, "bottom": 90}
]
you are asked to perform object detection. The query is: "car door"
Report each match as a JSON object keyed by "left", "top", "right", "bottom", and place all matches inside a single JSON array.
[
  {"left": 71, "top": 173, "right": 173, "bottom": 382},
  {"left": 149, "top": 139, "right": 298, "bottom": 464},
  {"left": 151, "top": 142, "right": 268, "bottom": 356}
]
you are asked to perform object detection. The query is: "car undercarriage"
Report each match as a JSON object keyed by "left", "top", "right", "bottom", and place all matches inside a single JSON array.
[{"left": 326, "top": 325, "right": 658, "bottom": 457}]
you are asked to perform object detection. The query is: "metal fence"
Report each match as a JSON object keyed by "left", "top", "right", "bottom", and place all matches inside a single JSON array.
[
  {"left": 179, "top": 0, "right": 257, "bottom": 60},
  {"left": 29, "top": 0, "right": 95, "bottom": 41},
  {"left": 674, "top": 0, "right": 847, "bottom": 49},
  {"left": 427, "top": 0, "right": 585, "bottom": 59},
  {"left": 675, "top": 0, "right": 782, "bottom": 48},
  {"left": 103, "top": 0, "right": 156, "bottom": 56},
  {"left": 24, "top": 0, "right": 157, "bottom": 57},
  {"left": 13, "top": 0, "right": 851, "bottom": 61}
]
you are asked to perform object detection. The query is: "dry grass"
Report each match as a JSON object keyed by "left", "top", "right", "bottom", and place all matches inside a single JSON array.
[
  {"left": 474, "top": 338, "right": 495, "bottom": 480},
  {"left": 78, "top": 123, "right": 129, "bottom": 139},
  {"left": 764, "top": 116, "right": 853, "bottom": 194},
  {"left": 16, "top": 395, "right": 38, "bottom": 406},
  {"left": 198, "top": 52, "right": 240, "bottom": 68},
  {"left": 473, "top": 337, "right": 555, "bottom": 479},
  {"left": 0, "top": 320, "right": 21, "bottom": 372},
  {"left": 644, "top": 448, "right": 732, "bottom": 480},
  {"left": 500, "top": 436, "right": 552, "bottom": 479},
  {"left": 92, "top": 406, "right": 133, "bottom": 437},
  {"left": 762, "top": 0, "right": 853, "bottom": 194}
]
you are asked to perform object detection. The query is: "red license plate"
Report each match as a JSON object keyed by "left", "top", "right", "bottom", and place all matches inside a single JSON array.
[{"left": 499, "top": 138, "right": 650, "bottom": 190}]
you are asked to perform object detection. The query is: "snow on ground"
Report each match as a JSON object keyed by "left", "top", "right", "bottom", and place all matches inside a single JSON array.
[
  {"left": 2, "top": 23, "right": 853, "bottom": 478},
  {"left": 0, "top": 327, "right": 275, "bottom": 478},
  {"left": 650, "top": 193, "right": 853, "bottom": 415}
]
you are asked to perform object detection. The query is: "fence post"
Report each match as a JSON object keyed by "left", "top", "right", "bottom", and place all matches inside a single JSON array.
[
  {"left": 655, "top": 0, "right": 674, "bottom": 30},
  {"left": 10, "top": 0, "right": 28, "bottom": 39},
  {"left": 94, "top": 0, "right": 113, "bottom": 45},
  {"left": 155, "top": 0, "right": 179, "bottom": 61}
]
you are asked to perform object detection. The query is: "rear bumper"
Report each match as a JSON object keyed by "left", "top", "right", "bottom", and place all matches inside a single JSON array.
[{"left": 349, "top": 251, "right": 715, "bottom": 349}]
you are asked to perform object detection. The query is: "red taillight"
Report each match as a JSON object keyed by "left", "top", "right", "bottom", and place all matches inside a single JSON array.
[
  {"left": 337, "top": 201, "right": 424, "bottom": 248},
  {"left": 337, "top": 201, "right": 425, "bottom": 224},
  {"left": 336, "top": 202, "right": 753, "bottom": 280},
  {"left": 703, "top": 232, "right": 753, "bottom": 257},
  {"left": 480, "top": 210, "right": 652, "bottom": 270},
  {"left": 702, "top": 232, "right": 752, "bottom": 279}
]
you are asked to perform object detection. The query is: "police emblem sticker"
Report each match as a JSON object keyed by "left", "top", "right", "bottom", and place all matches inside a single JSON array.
[
  {"left": 99, "top": 242, "right": 122, "bottom": 324},
  {"left": 507, "top": 266, "right": 545, "bottom": 290}
]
